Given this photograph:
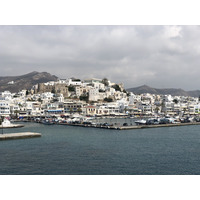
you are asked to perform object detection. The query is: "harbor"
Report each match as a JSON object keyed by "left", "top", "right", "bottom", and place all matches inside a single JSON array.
[
  {"left": 7, "top": 113, "right": 200, "bottom": 131},
  {"left": 0, "top": 118, "right": 24, "bottom": 128},
  {"left": 119, "top": 121, "right": 200, "bottom": 130},
  {"left": 1, "top": 121, "right": 200, "bottom": 175},
  {"left": 0, "top": 132, "right": 41, "bottom": 140},
  {"left": 0, "top": 124, "right": 24, "bottom": 128}
]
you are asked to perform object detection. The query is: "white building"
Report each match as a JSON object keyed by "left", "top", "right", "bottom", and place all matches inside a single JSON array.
[
  {"left": 58, "top": 79, "right": 68, "bottom": 84},
  {"left": 57, "top": 94, "right": 64, "bottom": 102},
  {"left": 44, "top": 81, "right": 56, "bottom": 86},
  {"left": 18, "top": 90, "right": 27, "bottom": 97},
  {"left": 75, "top": 86, "right": 88, "bottom": 97},
  {"left": 68, "top": 78, "right": 82, "bottom": 86},
  {"left": 41, "top": 92, "right": 54, "bottom": 102},
  {"left": 0, "top": 100, "right": 10, "bottom": 116},
  {"left": 25, "top": 101, "right": 41, "bottom": 116},
  {"left": 8, "top": 81, "right": 14, "bottom": 85},
  {"left": 83, "top": 78, "right": 102, "bottom": 86},
  {"left": 0, "top": 91, "right": 12, "bottom": 101},
  {"left": 117, "top": 98, "right": 129, "bottom": 112},
  {"left": 89, "top": 88, "right": 99, "bottom": 101}
]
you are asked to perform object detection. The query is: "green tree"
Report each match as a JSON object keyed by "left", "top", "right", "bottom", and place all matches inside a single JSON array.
[
  {"left": 102, "top": 78, "right": 109, "bottom": 86},
  {"left": 51, "top": 88, "right": 56, "bottom": 93},
  {"left": 14, "top": 110, "right": 19, "bottom": 119},
  {"left": 161, "top": 101, "right": 165, "bottom": 113},
  {"left": 68, "top": 85, "right": 75, "bottom": 92},
  {"left": 38, "top": 98, "right": 42, "bottom": 102},
  {"left": 104, "top": 97, "right": 113, "bottom": 102},
  {"left": 0, "top": 116, "right": 5, "bottom": 125},
  {"left": 173, "top": 99, "right": 178, "bottom": 104},
  {"left": 80, "top": 93, "right": 89, "bottom": 102},
  {"left": 69, "top": 108, "right": 73, "bottom": 114},
  {"left": 77, "top": 108, "right": 82, "bottom": 114},
  {"left": 112, "top": 84, "right": 121, "bottom": 92},
  {"left": 72, "top": 79, "right": 81, "bottom": 81},
  {"left": 124, "top": 107, "right": 128, "bottom": 113},
  {"left": 99, "top": 89, "right": 105, "bottom": 93},
  {"left": 155, "top": 106, "right": 160, "bottom": 113}
]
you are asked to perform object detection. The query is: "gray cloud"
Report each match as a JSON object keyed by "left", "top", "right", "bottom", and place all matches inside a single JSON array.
[{"left": 0, "top": 25, "right": 200, "bottom": 90}]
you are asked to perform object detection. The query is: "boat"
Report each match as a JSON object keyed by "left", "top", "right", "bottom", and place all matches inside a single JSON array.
[
  {"left": 135, "top": 119, "right": 146, "bottom": 125},
  {"left": 42, "top": 119, "right": 54, "bottom": 125},
  {"left": 2, "top": 118, "right": 12, "bottom": 126},
  {"left": 146, "top": 118, "right": 161, "bottom": 125}
]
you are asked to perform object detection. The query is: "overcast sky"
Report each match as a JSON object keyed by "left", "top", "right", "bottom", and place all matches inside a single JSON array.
[{"left": 0, "top": 25, "right": 200, "bottom": 90}]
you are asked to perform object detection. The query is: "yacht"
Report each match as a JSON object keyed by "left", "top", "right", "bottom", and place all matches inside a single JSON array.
[{"left": 135, "top": 119, "right": 146, "bottom": 125}]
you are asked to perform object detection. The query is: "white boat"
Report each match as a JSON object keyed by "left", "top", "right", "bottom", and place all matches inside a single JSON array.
[
  {"left": 146, "top": 118, "right": 161, "bottom": 125},
  {"left": 42, "top": 119, "right": 54, "bottom": 125},
  {"left": 135, "top": 119, "right": 146, "bottom": 125},
  {"left": 2, "top": 118, "right": 11, "bottom": 126}
]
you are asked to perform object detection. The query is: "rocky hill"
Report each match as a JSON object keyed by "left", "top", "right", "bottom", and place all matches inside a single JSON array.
[
  {"left": 0, "top": 71, "right": 58, "bottom": 93},
  {"left": 127, "top": 85, "right": 200, "bottom": 97}
]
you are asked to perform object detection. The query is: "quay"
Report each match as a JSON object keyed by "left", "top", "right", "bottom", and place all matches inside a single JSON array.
[
  {"left": 119, "top": 122, "right": 200, "bottom": 130},
  {"left": 0, "top": 132, "right": 41, "bottom": 140},
  {"left": 0, "top": 124, "right": 24, "bottom": 129},
  {"left": 59, "top": 121, "right": 200, "bottom": 130}
]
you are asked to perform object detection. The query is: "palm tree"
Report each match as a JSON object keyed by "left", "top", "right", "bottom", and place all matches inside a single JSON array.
[
  {"left": 183, "top": 108, "right": 187, "bottom": 115},
  {"left": 14, "top": 110, "right": 19, "bottom": 119},
  {"left": 77, "top": 108, "right": 82, "bottom": 114},
  {"left": 155, "top": 106, "right": 160, "bottom": 113},
  {"left": 69, "top": 108, "right": 73, "bottom": 114}
]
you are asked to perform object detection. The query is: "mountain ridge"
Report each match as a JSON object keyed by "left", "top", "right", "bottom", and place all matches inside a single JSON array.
[
  {"left": 0, "top": 72, "right": 200, "bottom": 97},
  {"left": 127, "top": 85, "right": 200, "bottom": 97},
  {"left": 0, "top": 71, "right": 58, "bottom": 93}
]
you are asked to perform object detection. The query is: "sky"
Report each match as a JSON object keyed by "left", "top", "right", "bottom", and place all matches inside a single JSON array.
[{"left": 0, "top": 25, "right": 200, "bottom": 90}]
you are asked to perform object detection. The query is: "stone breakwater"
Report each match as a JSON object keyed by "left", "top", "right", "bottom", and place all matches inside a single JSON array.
[
  {"left": 0, "top": 132, "right": 41, "bottom": 140},
  {"left": 59, "top": 122, "right": 200, "bottom": 130},
  {"left": 0, "top": 124, "right": 24, "bottom": 129}
]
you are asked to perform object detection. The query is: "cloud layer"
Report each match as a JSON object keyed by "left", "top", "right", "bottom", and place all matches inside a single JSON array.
[{"left": 0, "top": 25, "right": 200, "bottom": 90}]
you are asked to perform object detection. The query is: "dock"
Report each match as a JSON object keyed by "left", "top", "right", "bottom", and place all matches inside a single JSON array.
[
  {"left": 0, "top": 124, "right": 24, "bottom": 129},
  {"left": 119, "top": 122, "right": 200, "bottom": 130},
  {"left": 0, "top": 132, "right": 41, "bottom": 140},
  {"left": 58, "top": 121, "right": 200, "bottom": 130}
]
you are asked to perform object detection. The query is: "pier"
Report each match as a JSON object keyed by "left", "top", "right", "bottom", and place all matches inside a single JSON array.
[
  {"left": 0, "top": 124, "right": 24, "bottom": 129},
  {"left": 59, "top": 121, "right": 200, "bottom": 130},
  {"left": 119, "top": 122, "right": 200, "bottom": 130},
  {"left": 0, "top": 132, "right": 41, "bottom": 140}
]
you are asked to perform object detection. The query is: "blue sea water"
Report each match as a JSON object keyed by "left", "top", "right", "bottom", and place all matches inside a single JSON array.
[{"left": 1, "top": 121, "right": 200, "bottom": 175}]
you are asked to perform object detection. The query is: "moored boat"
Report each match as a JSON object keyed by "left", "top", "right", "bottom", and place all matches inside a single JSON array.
[{"left": 135, "top": 119, "right": 146, "bottom": 125}]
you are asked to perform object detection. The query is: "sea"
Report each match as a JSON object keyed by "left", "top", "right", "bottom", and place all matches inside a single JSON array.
[{"left": 1, "top": 118, "right": 200, "bottom": 175}]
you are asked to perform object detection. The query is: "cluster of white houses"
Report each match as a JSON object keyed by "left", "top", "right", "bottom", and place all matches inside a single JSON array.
[{"left": 1, "top": 77, "right": 200, "bottom": 118}]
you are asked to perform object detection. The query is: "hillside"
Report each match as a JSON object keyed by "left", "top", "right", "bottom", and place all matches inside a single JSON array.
[
  {"left": 127, "top": 85, "right": 200, "bottom": 97},
  {"left": 0, "top": 71, "right": 58, "bottom": 93}
]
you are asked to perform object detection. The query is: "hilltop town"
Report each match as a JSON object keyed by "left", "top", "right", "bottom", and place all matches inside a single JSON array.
[{"left": 0, "top": 75, "right": 200, "bottom": 119}]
